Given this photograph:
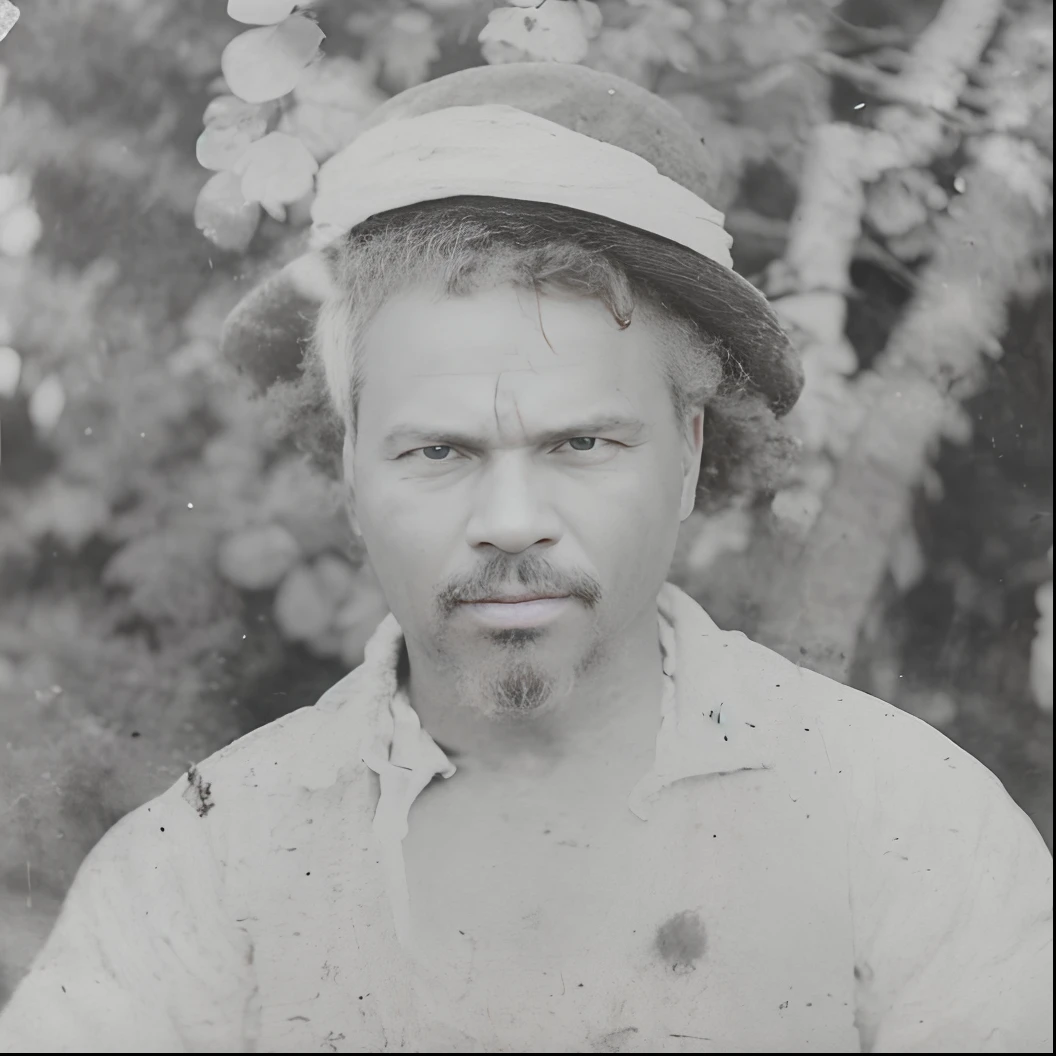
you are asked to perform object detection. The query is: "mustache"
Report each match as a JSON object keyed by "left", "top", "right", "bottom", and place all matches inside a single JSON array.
[{"left": 439, "top": 556, "right": 602, "bottom": 610}]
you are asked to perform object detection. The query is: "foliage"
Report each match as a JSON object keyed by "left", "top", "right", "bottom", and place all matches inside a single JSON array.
[{"left": 0, "top": 0, "right": 1051, "bottom": 1002}]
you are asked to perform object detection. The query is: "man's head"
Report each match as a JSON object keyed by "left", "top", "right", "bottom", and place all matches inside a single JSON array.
[
  {"left": 220, "top": 65, "right": 804, "bottom": 726},
  {"left": 300, "top": 199, "right": 791, "bottom": 720}
]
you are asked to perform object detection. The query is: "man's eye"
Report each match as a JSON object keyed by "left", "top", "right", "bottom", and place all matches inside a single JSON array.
[
  {"left": 419, "top": 445, "right": 453, "bottom": 461},
  {"left": 565, "top": 437, "right": 598, "bottom": 452},
  {"left": 403, "top": 438, "right": 613, "bottom": 461}
]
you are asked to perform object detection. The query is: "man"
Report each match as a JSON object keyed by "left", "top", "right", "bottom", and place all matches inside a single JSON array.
[{"left": 0, "top": 63, "right": 1051, "bottom": 1054}]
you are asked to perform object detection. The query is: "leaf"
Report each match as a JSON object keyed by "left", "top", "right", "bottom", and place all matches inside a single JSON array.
[
  {"left": 0, "top": 171, "right": 31, "bottom": 215},
  {"left": 480, "top": 1, "right": 602, "bottom": 65},
  {"left": 217, "top": 523, "right": 302, "bottom": 590},
  {"left": 312, "top": 554, "right": 359, "bottom": 607},
  {"left": 227, "top": 0, "right": 298, "bottom": 26},
  {"left": 203, "top": 94, "right": 256, "bottom": 126},
  {"left": 771, "top": 486, "right": 823, "bottom": 535},
  {"left": 220, "top": 13, "right": 324, "bottom": 104},
  {"left": 274, "top": 564, "right": 336, "bottom": 641},
  {"left": 28, "top": 374, "right": 65, "bottom": 434},
  {"left": 194, "top": 171, "right": 262, "bottom": 252},
  {"left": 0, "top": 204, "right": 42, "bottom": 257},
  {"left": 236, "top": 131, "right": 318, "bottom": 206},
  {"left": 0, "top": 1, "right": 19, "bottom": 46},
  {"left": 196, "top": 103, "right": 272, "bottom": 172},
  {"left": 260, "top": 198, "right": 288, "bottom": 221}
]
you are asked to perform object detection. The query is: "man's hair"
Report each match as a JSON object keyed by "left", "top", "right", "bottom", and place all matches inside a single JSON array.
[{"left": 270, "top": 198, "right": 796, "bottom": 512}]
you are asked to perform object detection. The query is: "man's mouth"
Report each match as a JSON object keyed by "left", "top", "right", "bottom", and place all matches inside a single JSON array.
[
  {"left": 466, "top": 593, "right": 569, "bottom": 604},
  {"left": 460, "top": 596, "right": 572, "bottom": 628}
]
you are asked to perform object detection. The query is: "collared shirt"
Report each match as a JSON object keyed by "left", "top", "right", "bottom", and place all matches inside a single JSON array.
[{"left": 0, "top": 583, "right": 1051, "bottom": 1053}]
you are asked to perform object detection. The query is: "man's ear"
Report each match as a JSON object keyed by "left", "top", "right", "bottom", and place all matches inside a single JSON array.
[
  {"left": 679, "top": 409, "right": 705, "bottom": 521},
  {"left": 342, "top": 429, "right": 361, "bottom": 537}
]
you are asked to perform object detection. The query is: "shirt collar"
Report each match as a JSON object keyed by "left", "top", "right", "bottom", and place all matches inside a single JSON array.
[{"left": 359, "top": 582, "right": 773, "bottom": 833}]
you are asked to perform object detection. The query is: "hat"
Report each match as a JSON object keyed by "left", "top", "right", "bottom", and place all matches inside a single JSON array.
[{"left": 220, "top": 61, "right": 803, "bottom": 417}]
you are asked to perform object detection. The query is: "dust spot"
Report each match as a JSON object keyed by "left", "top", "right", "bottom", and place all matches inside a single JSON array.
[
  {"left": 183, "top": 764, "right": 214, "bottom": 817},
  {"left": 654, "top": 909, "right": 706, "bottom": 973}
]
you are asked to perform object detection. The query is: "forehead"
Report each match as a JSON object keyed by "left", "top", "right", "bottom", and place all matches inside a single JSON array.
[{"left": 355, "top": 283, "right": 670, "bottom": 439}]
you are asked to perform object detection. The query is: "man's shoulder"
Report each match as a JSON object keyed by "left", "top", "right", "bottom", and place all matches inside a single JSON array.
[
  {"left": 718, "top": 627, "right": 1029, "bottom": 833},
  {"left": 196, "top": 663, "right": 376, "bottom": 791},
  {"left": 118, "top": 663, "right": 378, "bottom": 846},
  {"left": 669, "top": 584, "right": 974, "bottom": 786}
]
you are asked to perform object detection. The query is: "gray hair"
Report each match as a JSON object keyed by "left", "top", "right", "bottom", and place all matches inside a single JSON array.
[{"left": 313, "top": 201, "right": 730, "bottom": 443}]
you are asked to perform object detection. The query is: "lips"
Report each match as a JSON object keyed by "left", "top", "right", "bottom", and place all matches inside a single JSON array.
[
  {"left": 467, "top": 594, "right": 568, "bottom": 604},
  {"left": 461, "top": 596, "right": 572, "bottom": 628}
]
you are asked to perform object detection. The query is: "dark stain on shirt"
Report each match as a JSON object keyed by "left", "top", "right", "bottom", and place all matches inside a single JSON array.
[
  {"left": 590, "top": 1025, "right": 639, "bottom": 1052},
  {"left": 654, "top": 909, "right": 706, "bottom": 973}
]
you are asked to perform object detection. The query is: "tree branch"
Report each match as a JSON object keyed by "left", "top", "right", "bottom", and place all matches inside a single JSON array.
[{"left": 756, "top": 1, "right": 1052, "bottom": 678}]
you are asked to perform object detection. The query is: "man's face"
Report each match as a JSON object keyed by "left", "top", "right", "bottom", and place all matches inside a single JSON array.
[{"left": 348, "top": 282, "right": 701, "bottom": 719}]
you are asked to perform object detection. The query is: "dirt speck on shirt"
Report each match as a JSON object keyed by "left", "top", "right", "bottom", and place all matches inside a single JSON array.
[{"left": 183, "top": 764, "right": 215, "bottom": 817}]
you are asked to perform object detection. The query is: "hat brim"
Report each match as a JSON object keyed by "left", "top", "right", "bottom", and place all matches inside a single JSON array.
[{"left": 220, "top": 197, "right": 803, "bottom": 417}]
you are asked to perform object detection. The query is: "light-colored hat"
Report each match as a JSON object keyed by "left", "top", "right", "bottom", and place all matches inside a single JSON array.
[{"left": 220, "top": 61, "right": 803, "bottom": 417}]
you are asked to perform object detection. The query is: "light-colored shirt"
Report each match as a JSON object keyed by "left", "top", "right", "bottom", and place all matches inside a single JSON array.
[{"left": 0, "top": 582, "right": 1051, "bottom": 1052}]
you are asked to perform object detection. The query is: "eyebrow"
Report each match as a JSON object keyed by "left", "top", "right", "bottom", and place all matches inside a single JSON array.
[{"left": 382, "top": 414, "right": 649, "bottom": 451}]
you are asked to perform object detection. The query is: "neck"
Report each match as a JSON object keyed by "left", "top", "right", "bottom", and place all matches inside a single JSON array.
[{"left": 401, "top": 604, "right": 666, "bottom": 783}]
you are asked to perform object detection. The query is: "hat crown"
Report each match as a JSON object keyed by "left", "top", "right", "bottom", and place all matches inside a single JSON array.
[
  {"left": 357, "top": 62, "right": 717, "bottom": 203},
  {"left": 219, "top": 63, "right": 804, "bottom": 421}
]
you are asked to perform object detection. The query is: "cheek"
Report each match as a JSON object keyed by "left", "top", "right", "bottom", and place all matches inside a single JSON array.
[
  {"left": 354, "top": 481, "right": 422, "bottom": 558},
  {"left": 571, "top": 477, "right": 680, "bottom": 582},
  {"left": 572, "top": 458, "right": 682, "bottom": 532},
  {"left": 363, "top": 507, "right": 444, "bottom": 568}
]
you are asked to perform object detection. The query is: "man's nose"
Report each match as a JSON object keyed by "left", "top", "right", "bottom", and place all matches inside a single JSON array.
[{"left": 464, "top": 455, "right": 563, "bottom": 554}]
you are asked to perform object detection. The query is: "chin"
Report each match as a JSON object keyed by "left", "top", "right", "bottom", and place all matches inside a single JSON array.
[{"left": 456, "top": 658, "right": 575, "bottom": 721}]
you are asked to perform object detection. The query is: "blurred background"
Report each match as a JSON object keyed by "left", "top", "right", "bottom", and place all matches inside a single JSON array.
[{"left": 0, "top": 0, "right": 1051, "bottom": 1005}]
